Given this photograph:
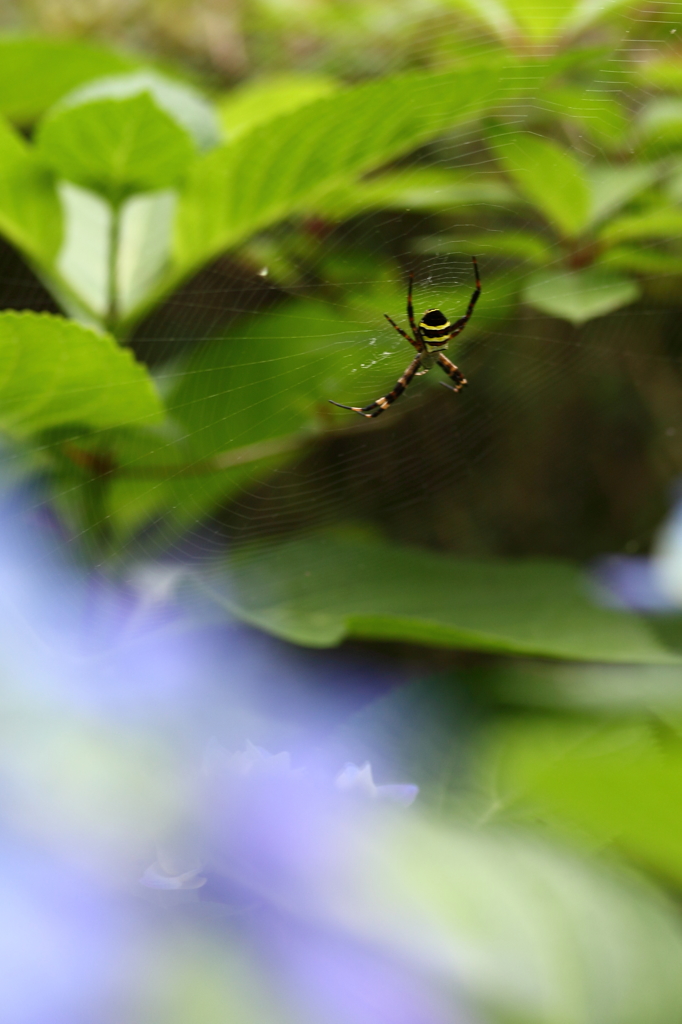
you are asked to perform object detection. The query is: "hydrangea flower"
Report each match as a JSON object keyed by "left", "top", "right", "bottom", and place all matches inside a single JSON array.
[
  {"left": 140, "top": 742, "right": 418, "bottom": 892},
  {"left": 1, "top": 485, "right": 680, "bottom": 1024},
  {"left": 335, "top": 761, "right": 419, "bottom": 805},
  {"left": 593, "top": 484, "right": 682, "bottom": 611}
]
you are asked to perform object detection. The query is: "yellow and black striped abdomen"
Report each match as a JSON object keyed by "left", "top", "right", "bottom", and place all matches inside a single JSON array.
[{"left": 419, "top": 308, "right": 451, "bottom": 346}]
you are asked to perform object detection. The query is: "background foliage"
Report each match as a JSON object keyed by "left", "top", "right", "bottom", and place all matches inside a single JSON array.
[{"left": 3, "top": 2, "right": 682, "bottom": 1023}]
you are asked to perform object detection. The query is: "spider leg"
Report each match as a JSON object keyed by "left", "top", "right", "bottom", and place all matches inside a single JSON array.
[
  {"left": 384, "top": 313, "right": 422, "bottom": 352},
  {"left": 329, "top": 355, "right": 423, "bottom": 418},
  {"left": 437, "top": 352, "right": 467, "bottom": 393},
  {"left": 407, "top": 272, "right": 420, "bottom": 342},
  {"left": 449, "top": 256, "right": 481, "bottom": 337}
]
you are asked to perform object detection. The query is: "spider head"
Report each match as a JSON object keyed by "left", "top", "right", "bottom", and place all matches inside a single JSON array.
[{"left": 419, "top": 308, "right": 451, "bottom": 347}]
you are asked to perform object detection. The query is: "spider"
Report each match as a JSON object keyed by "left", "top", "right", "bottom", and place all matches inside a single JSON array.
[{"left": 329, "top": 257, "right": 480, "bottom": 419}]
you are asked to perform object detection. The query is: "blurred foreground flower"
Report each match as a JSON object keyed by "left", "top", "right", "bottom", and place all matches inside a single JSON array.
[
  {"left": 594, "top": 483, "right": 682, "bottom": 610},
  {"left": 1, "top": 489, "right": 682, "bottom": 1023}
]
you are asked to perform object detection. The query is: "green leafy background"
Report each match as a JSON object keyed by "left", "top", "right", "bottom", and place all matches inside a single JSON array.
[{"left": 1, "top": 8, "right": 682, "bottom": 1022}]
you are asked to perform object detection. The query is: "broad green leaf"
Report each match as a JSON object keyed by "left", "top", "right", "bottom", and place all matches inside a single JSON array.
[
  {"left": 561, "top": 0, "right": 636, "bottom": 37},
  {"left": 636, "top": 57, "right": 682, "bottom": 91},
  {"left": 0, "top": 312, "right": 163, "bottom": 436},
  {"left": 587, "top": 164, "right": 661, "bottom": 227},
  {"left": 62, "top": 71, "right": 221, "bottom": 152},
  {"left": 0, "top": 35, "right": 137, "bottom": 123},
  {"left": 416, "top": 230, "right": 551, "bottom": 265},
  {"left": 537, "top": 87, "right": 628, "bottom": 148},
  {"left": 217, "top": 74, "right": 338, "bottom": 139},
  {"left": 116, "top": 190, "right": 177, "bottom": 318},
  {"left": 598, "top": 207, "right": 682, "bottom": 244},
  {"left": 56, "top": 183, "right": 111, "bottom": 319},
  {"left": 636, "top": 98, "right": 682, "bottom": 154},
  {"left": 102, "top": 301, "right": 369, "bottom": 541},
  {"left": 480, "top": 714, "right": 682, "bottom": 886},
  {"left": 491, "top": 133, "right": 591, "bottom": 237},
  {"left": 0, "top": 114, "right": 61, "bottom": 264},
  {"left": 101, "top": 272, "right": 488, "bottom": 543},
  {"left": 665, "top": 160, "right": 682, "bottom": 204},
  {"left": 172, "top": 61, "right": 516, "bottom": 280},
  {"left": 165, "top": 304, "right": 357, "bottom": 455},
  {"left": 288, "top": 804, "right": 682, "bottom": 1024},
  {"left": 36, "top": 93, "right": 195, "bottom": 203},
  {"left": 189, "top": 533, "right": 682, "bottom": 662},
  {"left": 54, "top": 184, "right": 177, "bottom": 324},
  {"left": 442, "top": 0, "right": 631, "bottom": 43},
  {"left": 440, "top": 0, "right": 518, "bottom": 42},
  {"left": 506, "top": 0, "right": 585, "bottom": 39},
  {"left": 470, "top": 660, "right": 682, "bottom": 714},
  {"left": 132, "top": 932, "right": 292, "bottom": 1024},
  {"left": 598, "top": 246, "right": 682, "bottom": 276},
  {"left": 312, "top": 167, "right": 518, "bottom": 220},
  {"left": 523, "top": 269, "right": 640, "bottom": 324}
]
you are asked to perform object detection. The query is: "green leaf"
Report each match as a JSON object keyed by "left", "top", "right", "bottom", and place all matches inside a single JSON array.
[
  {"left": 0, "top": 312, "right": 163, "bottom": 436},
  {"left": 598, "top": 207, "right": 682, "bottom": 244},
  {"left": 587, "top": 165, "right": 661, "bottom": 227},
  {"left": 538, "top": 87, "right": 628, "bottom": 148},
  {"left": 312, "top": 167, "right": 518, "bottom": 220},
  {"left": 110, "top": 281, "right": 476, "bottom": 543},
  {"left": 132, "top": 934, "right": 292, "bottom": 1024},
  {"left": 471, "top": 660, "right": 682, "bottom": 714},
  {"left": 61, "top": 71, "right": 221, "bottom": 152},
  {"left": 102, "top": 261, "right": 497, "bottom": 543},
  {"left": 637, "top": 98, "right": 682, "bottom": 155},
  {"left": 166, "top": 304, "right": 349, "bottom": 451},
  {"left": 188, "top": 533, "right": 682, "bottom": 663},
  {"left": 53, "top": 184, "right": 177, "bottom": 324},
  {"left": 0, "top": 114, "right": 61, "bottom": 264},
  {"left": 102, "top": 264, "right": 489, "bottom": 544},
  {"left": 453, "top": 0, "right": 582, "bottom": 42},
  {"left": 36, "top": 93, "right": 195, "bottom": 203},
  {"left": 217, "top": 74, "right": 338, "bottom": 139},
  {"left": 491, "top": 133, "right": 591, "bottom": 237},
  {"left": 116, "top": 190, "right": 177, "bottom": 318},
  {"left": 507, "top": 0, "right": 590, "bottom": 40},
  {"left": 598, "top": 246, "right": 682, "bottom": 276},
  {"left": 172, "top": 61, "right": 516, "bottom": 279},
  {"left": 561, "top": 0, "right": 637, "bottom": 38},
  {"left": 664, "top": 160, "right": 682, "bottom": 204},
  {"left": 480, "top": 713, "right": 682, "bottom": 886},
  {"left": 523, "top": 268, "right": 640, "bottom": 324},
  {"left": 442, "top": 0, "right": 632, "bottom": 44},
  {"left": 102, "top": 300, "right": 365, "bottom": 541},
  {"left": 0, "top": 35, "right": 137, "bottom": 123},
  {"left": 636, "top": 57, "right": 682, "bottom": 91},
  {"left": 299, "top": 804, "right": 682, "bottom": 1024},
  {"left": 416, "top": 229, "right": 551, "bottom": 265},
  {"left": 54, "top": 183, "right": 111, "bottom": 319}
]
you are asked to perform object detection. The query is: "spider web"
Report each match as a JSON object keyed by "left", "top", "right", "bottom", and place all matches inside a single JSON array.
[{"left": 5, "top": 1, "right": 682, "bottom": 573}]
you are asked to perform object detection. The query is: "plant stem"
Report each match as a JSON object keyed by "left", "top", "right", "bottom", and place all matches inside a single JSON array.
[{"left": 79, "top": 462, "right": 114, "bottom": 567}]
